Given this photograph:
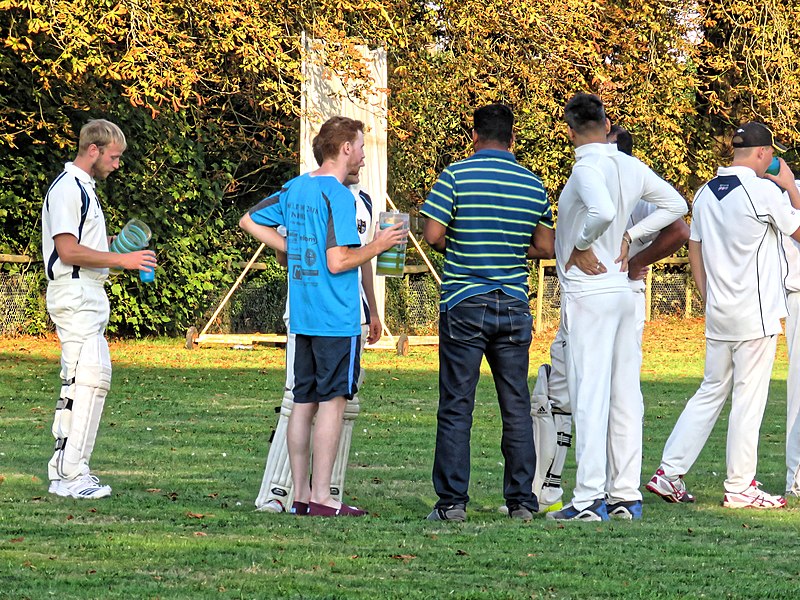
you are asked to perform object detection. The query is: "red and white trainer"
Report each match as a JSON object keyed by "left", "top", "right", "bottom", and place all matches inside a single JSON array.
[
  {"left": 645, "top": 468, "right": 696, "bottom": 503},
  {"left": 722, "top": 480, "right": 786, "bottom": 509}
]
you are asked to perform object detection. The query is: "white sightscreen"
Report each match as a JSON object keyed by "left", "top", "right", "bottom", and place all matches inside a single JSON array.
[{"left": 300, "top": 33, "right": 389, "bottom": 324}]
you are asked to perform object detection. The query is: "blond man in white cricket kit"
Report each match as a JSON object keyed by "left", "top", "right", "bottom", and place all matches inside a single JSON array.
[
  {"left": 546, "top": 94, "right": 687, "bottom": 522},
  {"left": 43, "top": 119, "right": 157, "bottom": 499},
  {"left": 647, "top": 122, "right": 800, "bottom": 509},
  {"left": 532, "top": 125, "right": 689, "bottom": 515}
]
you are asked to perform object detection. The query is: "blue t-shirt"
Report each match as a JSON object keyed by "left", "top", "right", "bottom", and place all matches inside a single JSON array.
[
  {"left": 421, "top": 149, "right": 554, "bottom": 309},
  {"left": 249, "top": 173, "right": 361, "bottom": 336}
]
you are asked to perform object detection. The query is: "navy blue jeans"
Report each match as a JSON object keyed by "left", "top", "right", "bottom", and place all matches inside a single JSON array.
[{"left": 432, "top": 291, "right": 537, "bottom": 510}]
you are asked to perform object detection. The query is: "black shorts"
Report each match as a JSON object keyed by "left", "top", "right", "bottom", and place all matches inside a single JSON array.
[{"left": 292, "top": 334, "right": 361, "bottom": 403}]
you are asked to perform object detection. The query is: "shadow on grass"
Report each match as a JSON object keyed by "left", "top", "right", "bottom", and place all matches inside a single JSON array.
[{"left": 2, "top": 340, "right": 799, "bottom": 599}]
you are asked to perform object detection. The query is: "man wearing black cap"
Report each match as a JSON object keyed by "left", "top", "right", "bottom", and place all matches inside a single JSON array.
[{"left": 647, "top": 121, "right": 800, "bottom": 509}]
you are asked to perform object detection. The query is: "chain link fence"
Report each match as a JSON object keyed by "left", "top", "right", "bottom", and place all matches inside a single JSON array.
[
  {"left": 0, "top": 264, "right": 49, "bottom": 335},
  {"left": 534, "top": 258, "right": 704, "bottom": 332},
  {"left": 1, "top": 257, "right": 704, "bottom": 339},
  {"left": 384, "top": 272, "right": 440, "bottom": 335},
  {"left": 198, "top": 276, "right": 288, "bottom": 335}
]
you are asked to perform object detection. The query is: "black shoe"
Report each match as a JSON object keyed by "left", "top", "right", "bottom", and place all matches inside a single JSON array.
[
  {"left": 426, "top": 503, "right": 466, "bottom": 521},
  {"left": 507, "top": 503, "right": 533, "bottom": 521}
]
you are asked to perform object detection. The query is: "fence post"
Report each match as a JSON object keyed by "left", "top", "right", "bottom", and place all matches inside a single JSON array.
[
  {"left": 685, "top": 273, "right": 693, "bottom": 318},
  {"left": 535, "top": 260, "right": 546, "bottom": 334},
  {"left": 645, "top": 267, "right": 653, "bottom": 322}
]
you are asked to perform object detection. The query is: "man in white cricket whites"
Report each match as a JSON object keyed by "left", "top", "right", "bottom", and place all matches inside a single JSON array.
[
  {"left": 254, "top": 154, "right": 381, "bottom": 513},
  {"left": 647, "top": 121, "right": 800, "bottom": 509},
  {"left": 783, "top": 175, "right": 800, "bottom": 498},
  {"left": 546, "top": 93, "right": 687, "bottom": 522},
  {"left": 43, "top": 119, "right": 157, "bottom": 499},
  {"left": 531, "top": 123, "right": 689, "bottom": 515}
]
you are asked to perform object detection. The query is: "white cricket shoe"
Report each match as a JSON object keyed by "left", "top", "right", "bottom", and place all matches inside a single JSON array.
[
  {"left": 54, "top": 474, "right": 112, "bottom": 499},
  {"left": 646, "top": 468, "right": 696, "bottom": 503},
  {"left": 722, "top": 480, "right": 786, "bottom": 509},
  {"left": 48, "top": 480, "right": 60, "bottom": 495},
  {"left": 255, "top": 499, "right": 285, "bottom": 513}
]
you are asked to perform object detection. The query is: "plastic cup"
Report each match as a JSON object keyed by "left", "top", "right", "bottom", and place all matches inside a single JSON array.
[
  {"left": 766, "top": 157, "right": 781, "bottom": 176},
  {"left": 109, "top": 219, "right": 152, "bottom": 275},
  {"left": 376, "top": 211, "right": 409, "bottom": 278},
  {"left": 139, "top": 266, "right": 155, "bottom": 283}
]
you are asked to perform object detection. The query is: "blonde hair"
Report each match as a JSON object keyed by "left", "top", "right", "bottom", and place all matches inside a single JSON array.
[{"left": 78, "top": 119, "right": 127, "bottom": 154}]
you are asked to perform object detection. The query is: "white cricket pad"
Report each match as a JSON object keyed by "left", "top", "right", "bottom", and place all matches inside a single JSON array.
[
  {"left": 329, "top": 395, "right": 360, "bottom": 501},
  {"left": 531, "top": 363, "right": 573, "bottom": 511},
  {"left": 539, "top": 409, "right": 573, "bottom": 509},
  {"left": 531, "top": 364, "right": 556, "bottom": 501},
  {"left": 255, "top": 394, "right": 294, "bottom": 511},
  {"left": 52, "top": 334, "right": 112, "bottom": 480}
]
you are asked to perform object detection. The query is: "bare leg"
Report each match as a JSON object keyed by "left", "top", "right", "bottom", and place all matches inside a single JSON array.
[
  {"left": 287, "top": 402, "right": 318, "bottom": 504},
  {"left": 309, "top": 396, "right": 347, "bottom": 507}
]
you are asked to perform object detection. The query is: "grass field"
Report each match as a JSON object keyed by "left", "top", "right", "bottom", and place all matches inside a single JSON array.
[{"left": 1, "top": 318, "right": 799, "bottom": 599}]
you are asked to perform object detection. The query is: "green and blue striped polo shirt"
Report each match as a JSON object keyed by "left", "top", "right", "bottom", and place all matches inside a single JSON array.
[{"left": 421, "top": 148, "right": 553, "bottom": 309}]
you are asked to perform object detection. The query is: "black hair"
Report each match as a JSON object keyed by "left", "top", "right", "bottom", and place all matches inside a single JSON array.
[
  {"left": 473, "top": 103, "right": 514, "bottom": 147},
  {"left": 564, "top": 93, "right": 606, "bottom": 135},
  {"left": 608, "top": 124, "right": 634, "bottom": 156}
]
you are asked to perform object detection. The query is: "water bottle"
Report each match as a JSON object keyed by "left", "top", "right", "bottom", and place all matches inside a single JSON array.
[
  {"left": 138, "top": 266, "right": 155, "bottom": 283},
  {"left": 110, "top": 219, "right": 152, "bottom": 278},
  {"left": 766, "top": 157, "right": 781, "bottom": 176}
]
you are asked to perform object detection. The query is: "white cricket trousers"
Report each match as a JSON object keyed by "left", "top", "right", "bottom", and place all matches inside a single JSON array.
[
  {"left": 785, "top": 291, "right": 800, "bottom": 493},
  {"left": 550, "top": 287, "right": 646, "bottom": 414},
  {"left": 46, "top": 280, "right": 109, "bottom": 380},
  {"left": 660, "top": 335, "right": 777, "bottom": 492},
  {"left": 563, "top": 288, "right": 642, "bottom": 509}
]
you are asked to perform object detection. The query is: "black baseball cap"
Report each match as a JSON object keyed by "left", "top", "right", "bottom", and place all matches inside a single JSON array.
[{"left": 731, "top": 122, "right": 788, "bottom": 152}]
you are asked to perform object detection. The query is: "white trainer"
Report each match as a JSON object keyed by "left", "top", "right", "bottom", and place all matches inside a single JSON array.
[
  {"left": 722, "top": 480, "right": 786, "bottom": 509},
  {"left": 255, "top": 499, "right": 285, "bottom": 513},
  {"left": 54, "top": 474, "right": 112, "bottom": 499},
  {"left": 48, "top": 480, "right": 60, "bottom": 494}
]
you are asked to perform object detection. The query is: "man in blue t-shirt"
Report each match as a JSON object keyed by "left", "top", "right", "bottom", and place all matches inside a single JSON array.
[
  {"left": 240, "top": 116, "right": 406, "bottom": 517},
  {"left": 421, "top": 103, "right": 555, "bottom": 522}
]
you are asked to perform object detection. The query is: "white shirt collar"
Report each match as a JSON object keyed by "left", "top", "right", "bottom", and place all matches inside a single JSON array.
[
  {"left": 64, "top": 162, "right": 96, "bottom": 187},
  {"left": 716, "top": 165, "right": 758, "bottom": 179},
  {"left": 574, "top": 142, "right": 616, "bottom": 160}
]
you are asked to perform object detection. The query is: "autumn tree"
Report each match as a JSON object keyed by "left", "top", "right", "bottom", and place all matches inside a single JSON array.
[{"left": 2, "top": 1, "right": 800, "bottom": 334}]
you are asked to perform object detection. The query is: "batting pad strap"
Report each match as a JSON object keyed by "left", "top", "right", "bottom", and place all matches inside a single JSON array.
[
  {"left": 343, "top": 396, "right": 360, "bottom": 421},
  {"left": 279, "top": 396, "right": 294, "bottom": 418},
  {"left": 556, "top": 432, "right": 573, "bottom": 447},
  {"left": 52, "top": 394, "right": 75, "bottom": 440}
]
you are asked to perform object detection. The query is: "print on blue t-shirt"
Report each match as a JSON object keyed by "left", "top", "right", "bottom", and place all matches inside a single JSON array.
[{"left": 248, "top": 173, "right": 361, "bottom": 336}]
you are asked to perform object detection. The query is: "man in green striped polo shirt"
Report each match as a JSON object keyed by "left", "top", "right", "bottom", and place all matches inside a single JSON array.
[{"left": 422, "top": 103, "right": 555, "bottom": 522}]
